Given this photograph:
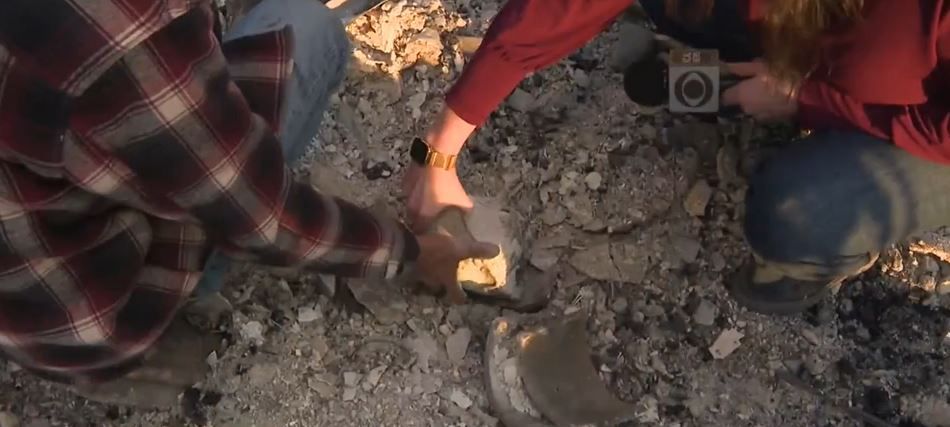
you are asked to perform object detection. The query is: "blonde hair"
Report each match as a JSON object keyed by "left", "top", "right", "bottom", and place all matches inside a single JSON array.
[{"left": 664, "top": 0, "right": 865, "bottom": 86}]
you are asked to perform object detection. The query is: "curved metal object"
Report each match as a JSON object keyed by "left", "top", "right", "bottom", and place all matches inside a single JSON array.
[
  {"left": 519, "top": 313, "right": 637, "bottom": 427},
  {"left": 484, "top": 317, "right": 553, "bottom": 427}
]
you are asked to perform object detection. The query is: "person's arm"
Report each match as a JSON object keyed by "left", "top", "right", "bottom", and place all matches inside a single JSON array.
[
  {"left": 428, "top": 0, "right": 634, "bottom": 154},
  {"left": 797, "top": 81, "right": 950, "bottom": 162},
  {"left": 796, "top": 8, "right": 950, "bottom": 163},
  {"left": 74, "top": 5, "right": 417, "bottom": 282}
]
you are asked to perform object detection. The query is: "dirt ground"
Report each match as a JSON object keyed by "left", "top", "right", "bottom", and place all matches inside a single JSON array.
[{"left": 3, "top": 0, "right": 950, "bottom": 426}]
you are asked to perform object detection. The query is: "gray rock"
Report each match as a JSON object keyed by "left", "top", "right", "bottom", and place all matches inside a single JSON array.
[
  {"left": 446, "top": 328, "right": 472, "bottom": 365},
  {"left": 692, "top": 300, "right": 717, "bottom": 326},
  {"left": 684, "top": 180, "right": 713, "bottom": 217}
]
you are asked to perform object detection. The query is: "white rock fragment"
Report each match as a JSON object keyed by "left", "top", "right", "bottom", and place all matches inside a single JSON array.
[
  {"left": 297, "top": 306, "right": 321, "bottom": 324},
  {"left": 584, "top": 171, "right": 603, "bottom": 191},
  {"left": 709, "top": 329, "right": 745, "bottom": 359},
  {"left": 240, "top": 321, "right": 265, "bottom": 345},
  {"left": 446, "top": 328, "right": 472, "bottom": 365},
  {"left": 342, "top": 387, "right": 357, "bottom": 402},
  {"left": 450, "top": 389, "right": 474, "bottom": 409},
  {"left": 692, "top": 299, "right": 717, "bottom": 326}
]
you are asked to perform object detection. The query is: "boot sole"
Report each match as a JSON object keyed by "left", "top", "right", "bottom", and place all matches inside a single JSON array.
[{"left": 725, "top": 278, "right": 830, "bottom": 316}]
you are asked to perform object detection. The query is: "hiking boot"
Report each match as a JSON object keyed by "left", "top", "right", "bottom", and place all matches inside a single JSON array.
[{"left": 726, "top": 253, "right": 879, "bottom": 315}]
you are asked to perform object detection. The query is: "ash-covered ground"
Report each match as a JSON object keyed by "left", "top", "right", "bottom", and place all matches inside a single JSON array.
[{"left": 2, "top": 1, "right": 949, "bottom": 426}]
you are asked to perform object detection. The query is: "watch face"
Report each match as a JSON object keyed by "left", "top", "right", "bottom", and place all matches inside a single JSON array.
[{"left": 410, "top": 138, "right": 429, "bottom": 164}]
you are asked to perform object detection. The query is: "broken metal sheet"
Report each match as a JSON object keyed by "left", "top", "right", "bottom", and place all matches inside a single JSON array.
[
  {"left": 519, "top": 313, "right": 637, "bottom": 426},
  {"left": 484, "top": 318, "right": 552, "bottom": 427}
]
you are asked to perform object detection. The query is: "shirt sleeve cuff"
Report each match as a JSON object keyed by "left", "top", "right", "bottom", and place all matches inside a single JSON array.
[{"left": 445, "top": 49, "right": 528, "bottom": 126}]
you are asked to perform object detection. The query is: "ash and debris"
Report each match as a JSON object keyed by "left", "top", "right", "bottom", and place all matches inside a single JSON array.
[{"left": 3, "top": 0, "right": 950, "bottom": 426}]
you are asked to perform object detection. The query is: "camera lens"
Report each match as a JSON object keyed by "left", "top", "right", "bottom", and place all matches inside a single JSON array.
[{"left": 683, "top": 78, "right": 705, "bottom": 100}]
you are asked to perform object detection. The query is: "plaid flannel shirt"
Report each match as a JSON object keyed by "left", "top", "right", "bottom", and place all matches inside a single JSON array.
[{"left": 0, "top": 0, "right": 417, "bottom": 384}]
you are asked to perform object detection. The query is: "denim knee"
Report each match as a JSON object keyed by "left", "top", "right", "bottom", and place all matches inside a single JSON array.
[{"left": 743, "top": 155, "right": 840, "bottom": 265}]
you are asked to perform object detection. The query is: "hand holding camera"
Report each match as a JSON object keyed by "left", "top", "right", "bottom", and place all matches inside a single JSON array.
[
  {"left": 622, "top": 39, "right": 797, "bottom": 122},
  {"left": 720, "top": 61, "right": 799, "bottom": 122}
]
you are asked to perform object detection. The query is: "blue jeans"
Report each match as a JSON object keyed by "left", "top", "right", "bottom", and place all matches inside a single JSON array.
[
  {"left": 195, "top": 0, "right": 349, "bottom": 296},
  {"left": 745, "top": 131, "right": 950, "bottom": 282}
]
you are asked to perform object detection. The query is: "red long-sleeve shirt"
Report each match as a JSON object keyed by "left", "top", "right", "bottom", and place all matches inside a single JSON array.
[{"left": 447, "top": 0, "right": 950, "bottom": 163}]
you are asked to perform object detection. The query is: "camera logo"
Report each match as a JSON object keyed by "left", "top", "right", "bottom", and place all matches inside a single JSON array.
[{"left": 668, "top": 49, "right": 720, "bottom": 113}]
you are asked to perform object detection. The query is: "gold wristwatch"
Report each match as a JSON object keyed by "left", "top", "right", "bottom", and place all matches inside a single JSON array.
[{"left": 409, "top": 137, "right": 457, "bottom": 170}]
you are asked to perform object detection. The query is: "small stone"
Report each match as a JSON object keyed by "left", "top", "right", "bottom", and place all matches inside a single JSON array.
[
  {"left": 801, "top": 329, "right": 821, "bottom": 346},
  {"left": 240, "top": 321, "right": 265, "bottom": 345},
  {"left": 343, "top": 371, "right": 362, "bottom": 387},
  {"left": 684, "top": 180, "right": 713, "bottom": 217},
  {"left": 297, "top": 306, "right": 321, "bottom": 323},
  {"left": 584, "top": 172, "right": 603, "bottom": 191},
  {"left": 709, "top": 252, "right": 727, "bottom": 272},
  {"left": 671, "top": 236, "right": 701, "bottom": 264},
  {"left": 709, "top": 329, "right": 744, "bottom": 359},
  {"left": 611, "top": 297, "right": 629, "bottom": 313},
  {"left": 457, "top": 36, "right": 483, "bottom": 54},
  {"left": 508, "top": 89, "right": 536, "bottom": 112},
  {"left": 446, "top": 328, "right": 472, "bottom": 365},
  {"left": 342, "top": 387, "right": 358, "bottom": 402},
  {"left": 449, "top": 389, "right": 473, "bottom": 409},
  {"left": 692, "top": 300, "right": 717, "bottom": 326},
  {"left": 716, "top": 142, "right": 741, "bottom": 185}
]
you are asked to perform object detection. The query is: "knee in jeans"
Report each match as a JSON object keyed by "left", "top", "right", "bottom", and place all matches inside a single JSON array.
[
  {"left": 280, "top": 0, "right": 350, "bottom": 81},
  {"left": 743, "top": 167, "right": 826, "bottom": 263}
]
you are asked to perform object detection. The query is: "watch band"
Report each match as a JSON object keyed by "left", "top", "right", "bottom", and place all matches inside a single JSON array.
[{"left": 410, "top": 137, "right": 457, "bottom": 170}]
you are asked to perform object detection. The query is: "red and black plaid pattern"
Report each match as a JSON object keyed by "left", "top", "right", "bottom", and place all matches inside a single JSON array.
[{"left": 0, "top": 0, "right": 417, "bottom": 383}]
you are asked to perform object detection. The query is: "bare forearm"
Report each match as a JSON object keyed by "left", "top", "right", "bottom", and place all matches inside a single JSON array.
[{"left": 426, "top": 106, "right": 477, "bottom": 155}]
